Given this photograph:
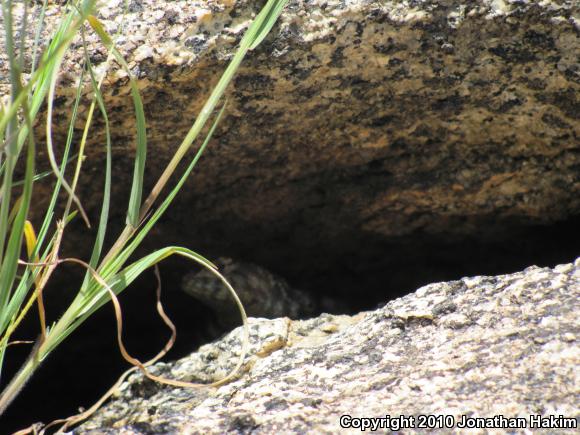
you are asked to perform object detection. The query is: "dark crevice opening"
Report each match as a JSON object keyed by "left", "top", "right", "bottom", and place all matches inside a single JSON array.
[{"left": 1, "top": 214, "right": 579, "bottom": 433}]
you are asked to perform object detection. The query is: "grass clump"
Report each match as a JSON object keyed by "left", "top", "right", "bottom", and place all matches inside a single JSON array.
[{"left": 0, "top": 0, "right": 288, "bottom": 430}]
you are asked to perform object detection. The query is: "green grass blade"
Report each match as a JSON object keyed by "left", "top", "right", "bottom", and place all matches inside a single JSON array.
[
  {"left": 17, "top": 0, "right": 30, "bottom": 69},
  {"left": 11, "top": 153, "right": 79, "bottom": 188},
  {"left": 137, "top": 0, "right": 288, "bottom": 219},
  {"left": 30, "top": 0, "right": 50, "bottom": 77},
  {"left": 249, "top": 0, "right": 287, "bottom": 50},
  {"left": 67, "top": 102, "right": 224, "bottom": 330},
  {"left": 126, "top": 83, "right": 147, "bottom": 228},
  {"left": 0, "top": 102, "right": 36, "bottom": 328},
  {"left": 64, "top": 103, "right": 224, "bottom": 336},
  {"left": 45, "top": 58, "right": 92, "bottom": 227},
  {"left": 0, "top": 0, "right": 95, "bottom": 342},
  {"left": 55, "top": 246, "right": 236, "bottom": 356},
  {"left": 34, "top": 72, "right": 85, "bottom": 255},
  {"left": 0, "top": 2, "right": 94, "bottom": 144},
  {"left": 87, "top": 14, "right": 147, "bottom": 228},
  {"left": 81, "top": 43, "right": 113, "bottom": 271},
  {"left": 101, "top": 103, "right": 227, "bottom": 281},
  {"left": 0, "top": 0, "right": 21, "bottom": 266}
]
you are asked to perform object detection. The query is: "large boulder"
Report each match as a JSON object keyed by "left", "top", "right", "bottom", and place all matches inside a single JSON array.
[
  {"left": 77, "top": 258, "right": 580, "bottom": 433},
  {"left": 0, "top": 0, "right": 578, "bottom": 305}
]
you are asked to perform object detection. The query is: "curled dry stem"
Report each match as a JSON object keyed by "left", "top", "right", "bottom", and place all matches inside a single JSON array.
[{"left": 14, "top": 259, "right": 247, "bottom": 434}]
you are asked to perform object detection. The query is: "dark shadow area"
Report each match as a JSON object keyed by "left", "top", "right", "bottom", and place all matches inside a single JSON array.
[
  {"left": 0, "top": 265, "right": 214, "bottom": 434},
  {"left": 1, "top": 214, "right": 578, "bottom": 433},
  {"left": 183, "top": 215, "right": 580, "bottom": 314}
]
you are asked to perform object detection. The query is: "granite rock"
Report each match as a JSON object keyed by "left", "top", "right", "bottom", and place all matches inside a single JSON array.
[
  {"left": 0, "top": 1, "right": 578, "bottom": 298},
  {"left": 76, "top": 258, "right": 580, "bottom": 434}
]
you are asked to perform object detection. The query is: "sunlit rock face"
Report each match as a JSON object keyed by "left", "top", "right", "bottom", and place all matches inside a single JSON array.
[
  {"left": 1, "top": 0, "right": 578, "bottom": 303},
  {"left": 78, "top": 259, "right": 580, "bottom": 434}
]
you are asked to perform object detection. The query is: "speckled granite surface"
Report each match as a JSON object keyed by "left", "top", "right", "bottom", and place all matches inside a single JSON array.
[
  {"left": 75, "top": 258, "right": 580, "bottom": 434},
  {"left": 0, "top": 1, "right": 578, "bottom": 265},
  {"left": 1, "top": 3, "right": 579, "bottom": 432}
]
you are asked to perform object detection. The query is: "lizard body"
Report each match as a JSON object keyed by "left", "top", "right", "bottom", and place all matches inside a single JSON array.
[{"left": 182, "top": 257, "right": 319, "bottom": 329}]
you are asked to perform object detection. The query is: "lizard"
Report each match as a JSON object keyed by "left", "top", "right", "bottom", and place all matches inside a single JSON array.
[{"left": 182, "top": 257, "right": 322, "bottom": 331}]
